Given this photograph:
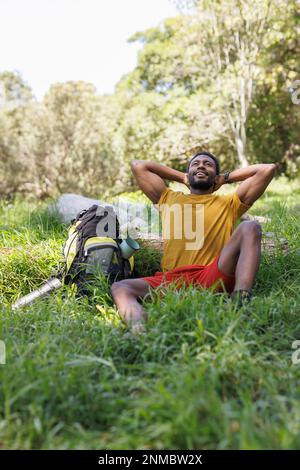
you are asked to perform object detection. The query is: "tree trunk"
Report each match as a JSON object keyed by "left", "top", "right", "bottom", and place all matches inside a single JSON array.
[{"left": 235, "top": 132, "right": 248, "bottom": 167}]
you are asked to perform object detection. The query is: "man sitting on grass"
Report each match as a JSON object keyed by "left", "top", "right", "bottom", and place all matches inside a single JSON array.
[{"left": 111, "top": 152, "right": 276, "bottom": 333}]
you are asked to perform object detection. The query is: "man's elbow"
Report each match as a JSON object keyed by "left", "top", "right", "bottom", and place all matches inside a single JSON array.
[
  {"left": 260, "top": 163, "right": 277, "bottom": 177},
  {"left": 267, "top": 163, "right": 277, "bottom": 176},
  {"left": 131, "top": 160, "right": 146, "bottom": 173}
]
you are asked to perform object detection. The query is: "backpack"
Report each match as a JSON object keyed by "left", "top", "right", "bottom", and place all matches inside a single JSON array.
[{"left": 61, "top": 204, "right": 138, "bottom": 295}]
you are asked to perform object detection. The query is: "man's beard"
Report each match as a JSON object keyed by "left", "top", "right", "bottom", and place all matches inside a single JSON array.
[{"left": 188, "top": 173, "right": 215, "bottom": 190}]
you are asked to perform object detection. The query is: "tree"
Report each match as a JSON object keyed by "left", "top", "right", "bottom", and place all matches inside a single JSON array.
[
  {"left": 190, "top": 0, "right": 297, "bottom": 167},
  {"left": 119, "top": 17, "right": 229, "bottom": 170},
  {"left": 36, "top": 81, "right": 126, "bottom": 197},
  {"left": 0, "top": 72, "right": 35, "bottom": 197},
  {"left": 0, "top": 71, "right": 34, "bottom": 108},
  {"left": 123, "top": 0, "right": 299, "bottom": 169},
  {"left": 0, "top": 79, "right": 127, "bottom": 198}
]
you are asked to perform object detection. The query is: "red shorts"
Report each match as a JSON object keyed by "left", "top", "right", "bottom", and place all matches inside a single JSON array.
[{"left": 141, "top": 255, "right": 235, "bottom": 294}]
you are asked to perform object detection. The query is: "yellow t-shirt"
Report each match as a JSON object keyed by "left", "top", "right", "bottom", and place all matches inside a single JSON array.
[{"left": 157, "top": 188, "right": 251, "bottom": 271}]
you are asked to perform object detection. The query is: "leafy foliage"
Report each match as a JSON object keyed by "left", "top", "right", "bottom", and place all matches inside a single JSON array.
[{"left": 0, "top": 1, "right": 299, "bottom": 199}]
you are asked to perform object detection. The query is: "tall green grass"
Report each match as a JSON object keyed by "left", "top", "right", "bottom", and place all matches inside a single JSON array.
[{"left": 0, "top": 179, "right": 300, "bottom": 449}]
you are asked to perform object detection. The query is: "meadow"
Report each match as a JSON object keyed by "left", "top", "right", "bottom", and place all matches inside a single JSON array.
[{"left": 0, "top": 177, "right": 300, "bottom": 449}]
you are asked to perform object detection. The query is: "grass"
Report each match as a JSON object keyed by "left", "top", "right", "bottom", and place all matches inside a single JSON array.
[{"left": 0, "top": 177, "right": 300, "bottom": 449}]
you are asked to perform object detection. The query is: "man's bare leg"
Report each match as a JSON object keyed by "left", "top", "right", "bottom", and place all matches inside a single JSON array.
[
  {"left": 110, "top": 278, "right": 151, "bottom": 333},
  {"left": 111, "top": 221, "right": 262, "bottom": 328},
  {"left": 218, "top": 220, "right": 262, "bottom": 295}
]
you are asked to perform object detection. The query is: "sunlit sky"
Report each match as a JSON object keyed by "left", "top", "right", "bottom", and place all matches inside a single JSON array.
[{"left": 0, "top": 0, "right": 178, "bottom": 100}]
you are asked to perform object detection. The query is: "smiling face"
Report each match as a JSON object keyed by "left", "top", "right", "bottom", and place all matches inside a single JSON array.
[{"left": 187, "top": 154, "right": 218, "bottom": 190}]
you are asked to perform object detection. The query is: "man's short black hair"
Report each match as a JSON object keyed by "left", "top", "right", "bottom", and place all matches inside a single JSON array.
[{"left": 187, "top": 151, "right": 220, "bottom": 175}]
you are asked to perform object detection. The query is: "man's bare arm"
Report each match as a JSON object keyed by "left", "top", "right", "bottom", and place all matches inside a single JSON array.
[
  {"left": 215, "top": 163, "right": 277, "bottom": 205},
  {"left": 131, "top": 160, "right": 186, "bottom": 204}
]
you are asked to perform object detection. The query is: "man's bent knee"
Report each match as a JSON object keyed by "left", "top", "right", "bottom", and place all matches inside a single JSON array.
[
  {"left": 111, "top": 279, "right": 150, "bottom": 299},
  {"left": 238, "top": 220, "right": 262, "bottom": 239},
  {"left": 111, "top": 280, "right": 131, "bottom": 296}
]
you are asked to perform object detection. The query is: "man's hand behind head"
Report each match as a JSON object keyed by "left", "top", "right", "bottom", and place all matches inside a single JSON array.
[{"left": 212, "top": 174, "right": 225, "bottom": 193}]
